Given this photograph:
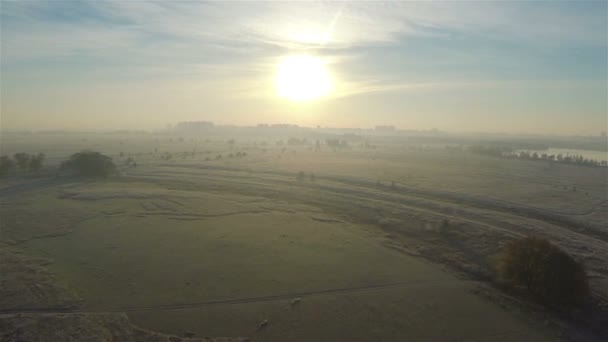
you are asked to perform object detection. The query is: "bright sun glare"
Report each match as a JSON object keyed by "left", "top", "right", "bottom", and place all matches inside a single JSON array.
[{"left": 276, "top": 55, "right": 334, "bottom": 101}]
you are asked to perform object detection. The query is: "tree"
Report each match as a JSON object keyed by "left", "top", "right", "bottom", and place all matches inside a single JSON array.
[
  {"left": 28, "top": 153, "right": 45, "bottom": 173},
  {"left": 60, "top": 151, "right": 116, "bottom": 178},
  {"left": 13, "top": 153, "right": 30, "bottom": 172},
  {"left": 0, "top": 156, "right": 14, "bottom": 177},
  {"left": 497, "top": 236, "right": 589, "bottom": 309}
]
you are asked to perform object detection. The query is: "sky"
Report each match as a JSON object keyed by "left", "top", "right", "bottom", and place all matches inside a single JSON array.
[{"left": 1, "top": 1, "right": 607, "bottom": 134}]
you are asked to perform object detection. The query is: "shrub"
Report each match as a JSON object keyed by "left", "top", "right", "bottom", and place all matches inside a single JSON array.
[
  {"left": 0, "top": 155, "right": 14, "bottom": 177},
  {"left": 29, "top": 153, "right": 45, "bottom": 172},
  {"left": 13, "top": 152, "right": 30, "bottom": 172},
  {"left": 438, "top": 219, "right": 450, "bottom": 235},
  {"left": 60, "top": 151, "right": 116, "bottom": 178},
  {"left": 497, "top": 236, "right": 589, "bottom": 308}
]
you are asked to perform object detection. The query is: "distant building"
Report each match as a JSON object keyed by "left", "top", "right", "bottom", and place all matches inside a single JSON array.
[
  {"left": 175, "top": 121, "right": 214, "bottom": 131},
  {"left": 256, "top": 123, "right": 300, "bottom": 129}
]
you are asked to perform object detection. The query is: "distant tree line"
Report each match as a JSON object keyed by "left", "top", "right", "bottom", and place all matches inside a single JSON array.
[
  {"left": 325, "top": 139, "right": 349, "bottom": 148},
  {"left": 297, "top": 171, "right": 316, "bottom": 182},
  {"left": 227, "top": 151, "right": 248, "bottom": 158},
  {"left": 0, "top": 152, "right": 46, "bottom": 177},
  {"left": 468, "top": 144, "right": 513, "bottom": 158},
  {"left": 468, "top": 144, "right": 607, "bottom": 168},
  {"left": 505, "top": 150, "right": 607, "bottom": 167},
  {"left": 1, "top": 150, "right": 120, "bottom": 179},
  {"left": 287, "top": 138, "right": 308, "bottom": 146}
]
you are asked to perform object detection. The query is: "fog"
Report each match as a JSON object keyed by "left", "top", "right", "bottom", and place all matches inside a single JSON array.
[{"left": 1, "top": 2, "right": 607, "bottom": 342}]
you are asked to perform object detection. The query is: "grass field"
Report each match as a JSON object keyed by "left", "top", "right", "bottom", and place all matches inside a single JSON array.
[{"left": 1, "top": 131, "right": 606, "bottom": 341}]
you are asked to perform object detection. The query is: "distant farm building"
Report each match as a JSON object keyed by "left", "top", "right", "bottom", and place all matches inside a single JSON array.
[{"left": 175, "top": 121, "right": 214, "bottom": 132}]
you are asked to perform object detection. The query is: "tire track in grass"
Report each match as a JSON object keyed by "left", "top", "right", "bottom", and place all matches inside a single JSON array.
[
  {"left": 0, "top": 279, "right": 556, "bottom": 342},
  {"left": 0, "top": 278, "right": 457, "bottom": 314}
]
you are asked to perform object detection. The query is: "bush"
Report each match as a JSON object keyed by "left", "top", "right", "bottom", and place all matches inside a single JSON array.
[
  {"left": 497, "top": 236, "right": 589, "bottom": 308},
  {"left": 0, "top": 155, "right": 14, "bottom": 177},
  {"left": 297, "top": 171, "right": 305, "bottom": 181},
  {"left": 438, "top": 219, "right": 451, "bottom": 235},
  {"left": 29, "top": 153, "right": 45, "bottom": 172},
  {"left": 60, "top": 151, "right": 116, "bottom": 178},
  {"left": 13, "top": 152, "right": 30, "bottom": 172}
]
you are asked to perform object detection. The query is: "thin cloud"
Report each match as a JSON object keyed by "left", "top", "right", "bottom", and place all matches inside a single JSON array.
[
  {"left": 3, "top": 2, "right": 604, "bottom": 63},
  {"left": 1, "top": 1, "right": 606, "bottom": 132}
]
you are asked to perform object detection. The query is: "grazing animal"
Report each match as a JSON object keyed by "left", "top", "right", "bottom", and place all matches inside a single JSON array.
[
  {"left": 256, "top": 319, "right": 269, "bottom": 331},
  {"left": 290, "top": 297, "right": 302, "bottom": 307}
]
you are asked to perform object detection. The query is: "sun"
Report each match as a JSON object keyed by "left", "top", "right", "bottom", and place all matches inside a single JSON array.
[{"left": 276, "top": 55, "right": 334, "bottom": 101}]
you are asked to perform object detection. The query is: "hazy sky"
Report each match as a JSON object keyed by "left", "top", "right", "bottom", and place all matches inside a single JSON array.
[{"left": 1, "top": 1, "right": 607, "bottom": 134}]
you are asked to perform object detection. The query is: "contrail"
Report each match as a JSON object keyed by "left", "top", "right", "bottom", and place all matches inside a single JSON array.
[{"left": 322, "top": 4, "right": 344, "bottom": 45}]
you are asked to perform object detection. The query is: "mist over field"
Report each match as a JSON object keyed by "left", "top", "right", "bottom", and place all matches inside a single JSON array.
[{"left": 1, "top": 1, "right": 607, "bottom": 342}]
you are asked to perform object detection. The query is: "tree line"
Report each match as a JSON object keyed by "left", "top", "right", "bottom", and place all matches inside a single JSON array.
[
  {"left": 468, "top": 144, "right": 607, "bottom": 167},
  {"left": 0, "top": 152, "right": 46, "bottom": 177},
  {"left": 505, "top": 150, "right": 607, "bottom": 167},
  {"left": 1, "top": 151, "right": 119, "bottom": 178}
]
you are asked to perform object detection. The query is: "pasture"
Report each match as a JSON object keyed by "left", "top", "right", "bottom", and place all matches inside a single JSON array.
[{"left": 1, "top": 130, "right": 606, "bottom": 341}]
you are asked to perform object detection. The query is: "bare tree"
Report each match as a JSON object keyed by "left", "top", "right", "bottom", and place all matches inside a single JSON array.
[
  {"left": 13, "top": 153, "right": 30, "bottom": 172},
  {"left": 29, "top": 153, "right": 45, "bottom": 173}
]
